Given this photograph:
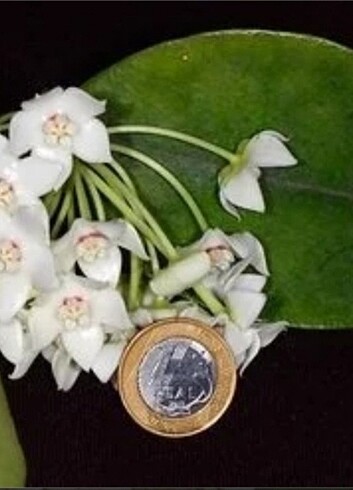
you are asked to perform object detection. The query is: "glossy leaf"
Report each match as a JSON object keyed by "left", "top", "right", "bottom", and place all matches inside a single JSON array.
[{"left": 85, "top": 30, "right": 353, "bottom": 328}]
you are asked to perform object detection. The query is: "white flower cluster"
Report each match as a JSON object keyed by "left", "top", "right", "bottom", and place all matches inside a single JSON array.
[
  {"left": 0, "top": 85, "right": 297, "bottom": 391},
  {"left": 0, "top": 87, "right": 143, "bottom": 390},
  {"left": 138, "top": 228, "right": 286, "bottom": 373}
]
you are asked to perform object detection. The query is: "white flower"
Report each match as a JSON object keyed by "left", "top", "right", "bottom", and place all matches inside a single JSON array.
[
  {"left": 42, "top": 336, "right": 127, "bottom": 391},
  {"left": 0, "top": 134, "right": 63, "bottom": 201},
  {"left": 0, "top": 209, "right": 57, "bottom": 323},
  {"left": 9, "top": 87, "right": 112, "bottom": 189},
  {"left": 131, "top": 299, "right": 285, "bottom": 374},
  {"left": 150, "top": 228, "right": 268, "bottom": 298},
  {"left": 28, "top": 274, "right": 133, "bottom": 371},
  {"left": 53, "top": 218, "right": 148, "bottom": 286},
  {"left": 224, "top": 319, "right": 287, "bottom": 374},
  {"left": 219, "top": 130, "right": 297, "bottom": 215}
]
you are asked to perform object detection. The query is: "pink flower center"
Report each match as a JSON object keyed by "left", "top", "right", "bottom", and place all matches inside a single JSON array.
[
  {"left": 42, "top": 113, "right": 76, "bottom": 146},
  {"left": 76, "top": 231, "right": 109, "bottom": 263},
  {"left": 0, "top": 240, "right": 22, "bottom": 273},
  {"left": 205, "top": 245, "right": 234, "bottom": 271},
  {"left": 0, "top": 178, "right": 15, "bottom": 209},
  {"left": 57, "top": 295, "right": 90, "bottom": 330}
]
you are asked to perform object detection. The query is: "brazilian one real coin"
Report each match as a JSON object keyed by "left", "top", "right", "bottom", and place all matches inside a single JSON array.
[{"left": 117, "top": 317, "right": 237, "bottom": 437}]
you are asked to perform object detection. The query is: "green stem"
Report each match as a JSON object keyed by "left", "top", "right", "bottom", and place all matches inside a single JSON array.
[
  {"left": 83, "top": 167, "right": 174, "bottom": 258},
  {"left": 147, "top": 241, "right": 159, "bottom": 275},
  {"left": 193, "top": 283, "right": 225, "bottom": 316},
  {"left": 81, "top": 171, "right": 106, "bottom": 221},
  {"left": 89, "top": 163, "right": 178, "bottom": 260},
  {"left": 109, "top": 159, "right": 137, "bottom": 193},
  {"left": 128, "top": 254, "right": 142, "bottom": 310},
  {"left": 108, "top": 125, "right": 234, "bottom": 161},
  {"left": 111, "top": 143, "right": 209, "bottom": 232},
  {"left": 75, "top": 165, "right": 92, "bottom": 220},
  {"left": 80, "top": 163, "right": 227, "bottom": 317}
]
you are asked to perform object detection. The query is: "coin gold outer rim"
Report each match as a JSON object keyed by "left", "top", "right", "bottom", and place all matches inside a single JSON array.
[{"left": 117, "top": 317, "right": 237, "bottom": 438}]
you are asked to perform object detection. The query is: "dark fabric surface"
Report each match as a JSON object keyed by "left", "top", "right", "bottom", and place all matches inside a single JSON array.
[{"left": 1, "top": 1, "right": 353, "bottom": 487}]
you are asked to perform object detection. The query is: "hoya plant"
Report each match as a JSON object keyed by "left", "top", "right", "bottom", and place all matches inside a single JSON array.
[{"left": 1, "top": 30, "right": 353, "bottom": 485}]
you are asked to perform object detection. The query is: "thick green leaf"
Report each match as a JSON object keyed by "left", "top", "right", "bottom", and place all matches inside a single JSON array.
[
  {"left": 0, "top": 379, "right": 26, "bottom": 486},
  {"left": 85, "top": 30, "right": 353, "bottom": 328}
]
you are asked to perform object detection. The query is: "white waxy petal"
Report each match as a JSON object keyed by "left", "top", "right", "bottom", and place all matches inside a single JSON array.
[
  {"left": 9, "top": 349, "right": 38, "bottom": 379},
  {"left": 231, "top": 273, "right": 267, "bottom": 293},
  {"left": 52, "top": 348, "right": 81, "bottom": 391},
  {"left": 73, "top": 118, "right": 112, "bottom": 163},
  {"left": 78, "top": 246, "right": 122, "bottom": 287},
  {"left": 91, "top": 342, "right": 125, "bottom": 383},
  {"left": 229, "top": 232, "right": 269, "bottom": 276},
  {"left": 224, "top": 323, "right": 254, "bottom": 358},
  {"left": 9, "top": 110, "right": 44, "bottom": 156},
  {"left": 0, "top": 319, "right": 24, "bottom": 363},
  {"left": 102, "top": 220, "right": 148, "bottom": 259},
  {"left": 226, "top": 289, "right": 266, "bottom": 329},
  {"left": 21, "top": 87, "right": 64, "bottom": 114},
  {"left": 24, "top": 242, "right": 58, "bottom": 291},
  {"left": 150, "top": 252, "right": 211, "bottom": 297},
  {"left": 16, "top": 203, "right": 50, "bottom": 244},
  {"left": 28, "top": 304, "right": 62, "bottom": 351},
  {"left": 42, "top": 344, "right": 57, "bottom": 362},
  {"left": 238, "top": 332, "right": 261, "bottom": 374},
  {"left": 0, "top": 134, "right": 8, "bottom": 153},
  {"left": 256, "top": 321, "right": 287, "bottom": 347},
  {"left": 0, "top": 272, "right": 31, "bottom": 323},
  {"left": 16, "top": 154, "right": 64, "bottom": 196},
  {"left": 245, "top": 130, "right": 297, "bottom": 168},
  {"left": 62, "top": 325, "right": 104, "bottom": 371},
  {"left": 59, "top": 87, "right": 106, "bottom": 122},
  {"left": 92, "top": 288, "right": 133, "bottom": 333},
  {"left": 219, "top": 187, "right": 241, "bottom": 219},
  {"left": 52, "top": 229, "right": 77, "bottom": 273},
  {"left": 222, "top": 168, "right": 265, "bottom": 213}
]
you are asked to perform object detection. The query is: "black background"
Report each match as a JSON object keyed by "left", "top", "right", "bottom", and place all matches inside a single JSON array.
[{"left": 1, "top": 1, "right": 353, "bottom": 487}]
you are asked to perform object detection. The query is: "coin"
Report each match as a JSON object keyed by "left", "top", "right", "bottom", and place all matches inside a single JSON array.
[{"left": 117, "top": 317, "right": 237, "bottom": 437}]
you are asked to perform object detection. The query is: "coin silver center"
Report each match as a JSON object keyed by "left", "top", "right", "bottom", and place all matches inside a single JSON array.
[{"left": 138, "top": 337, "right": 217, "bottom": 418}]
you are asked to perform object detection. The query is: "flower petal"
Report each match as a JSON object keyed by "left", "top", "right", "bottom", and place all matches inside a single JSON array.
[
  {"left": 59, "top": 87, "right": 106, "bottom": 122},
  {"left": 0, "top": 319, "right": 24, "bottom": 363},
  {"left": 239, "top": 332, "right": 261, "bottom": 374},
  {"left": 219, "top": 187, "right": 241, "bottom": 219},
  {"left": 256, "top": 321, "right": 287, "bottom": 347},
  {"left": 9, "top": 110, "right": 44, "bottom": 156},
  {"left": 150, "top": 252, "right": 211, "bottom": 297},
  {"left": 92, "top": 289, "right": 133, "bottom": 333},
  {"left": 24, "top": 242, "right": 58, "bottom": 291},
  {"left": 91, "top": 342, "right": 125, "bottom": 383},
  {"left": 16, "top": 154, "right": 64, "bottom": 196},
  {"left": 221, "top": 168, "right": 265, "bottom": 213},
  {"left": 52, "top": 228, "right": 77, "bottom": 273},
  {"left": 229, "top": 232, "right": 269, "bottom": 276},
  {"left": 0, "top": 134, "right": 8, "bottom": 153},
  {"left": 73, "top": 118, "right": 112, "bottom": 163},
  {"left": 100, "top": 220, "right": 148, "bottom": 259},
  {"left": 15, "top": 202, "right": 50, "bottom": 244},
  {"left": 224, "top": 323, "right": 254, "bottom": 359},
  {"left": 21, "top": 87, "right": 64, "bottom": 113},
  {"left": 62, "top": 325, "right": 104, "bottom": 371},
  {"left": 245, "top": 130, "right": 297, "bottom": 168},
  {"left": 78, "top": 246, "right": 122, "bottom": 287},
  {"left": 52, "top": 348, "right": 81, "bottom": 391},
  {"left": 9, "top": 349, "right": 38, "bottom": 379},
  {"left": 28, "top": 304, "right": 62, "bottom": 351},
  {"left": 33, "top": 146, "right": 72, "bottom": 190},
  {"left": 0, "top": 272, "right": 31, "bottom": 323},
  {"left": 231, "top": 273, "right": 267, "bottom": 293},
  {"left": 226, "top": 290, "right": 266, "bottom": 329}
]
